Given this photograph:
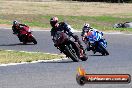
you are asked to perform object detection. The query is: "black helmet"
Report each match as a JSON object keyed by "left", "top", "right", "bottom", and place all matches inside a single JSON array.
[
  {"left": 13, "top": 20, "right": 19, "bottom": 25},
  {"left": 50, "top": 17, "right": 58, "bottom": 27}
]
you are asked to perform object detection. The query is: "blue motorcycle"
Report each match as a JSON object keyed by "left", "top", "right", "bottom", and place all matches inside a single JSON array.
[{"left": 83, "top": 30, "right": 109, "bottom": 56}]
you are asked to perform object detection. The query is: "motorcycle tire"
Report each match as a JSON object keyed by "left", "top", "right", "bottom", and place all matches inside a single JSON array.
[
  {"left": 98, "top": 43, "right": 109, "bottom": 56},
  {"left": 32, "top": 36, "right": 37, "bottom": 44},
  {"left": 65, "top": 45, "right": 80, "bottom": 62},
  {"left": 80, "top": 55, "right": 88, "bottom": 61}
]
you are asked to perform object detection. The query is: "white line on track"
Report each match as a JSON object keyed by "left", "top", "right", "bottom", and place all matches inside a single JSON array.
[
  {"left": 6, "top": 50, "right": 64, "bottom": 56},
  {"left": 0, "top": 58, "right": 68, "bottom": 67},
  {"left": 0, "top": 50, "right": 67, "bottom": 67}
]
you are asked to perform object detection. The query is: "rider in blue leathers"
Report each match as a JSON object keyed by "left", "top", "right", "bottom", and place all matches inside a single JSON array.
[{"left": 81, "top": 23, "right": 103, "bottom": 52}]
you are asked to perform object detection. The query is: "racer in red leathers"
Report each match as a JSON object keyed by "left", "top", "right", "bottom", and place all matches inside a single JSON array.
[{"left": 12, "top": 20, "right": 30, "bottom": 42}]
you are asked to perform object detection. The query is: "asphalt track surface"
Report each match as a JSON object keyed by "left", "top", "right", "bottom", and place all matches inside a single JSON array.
[{"left": 0, "top": 28, "right": 132, "bottom": 88}]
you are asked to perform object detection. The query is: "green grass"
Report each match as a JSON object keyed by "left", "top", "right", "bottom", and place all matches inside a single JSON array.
[
  {"left": 0, "top": 1, "right": 131, "bottom": 32},
  {"left": 0, "top": 14, "right": 132, "bottom": 32},
  {"left": 0, "top": 50, "right": 64, "bottom": 64}
]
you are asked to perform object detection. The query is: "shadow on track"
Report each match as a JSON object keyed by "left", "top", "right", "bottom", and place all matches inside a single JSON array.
[
  {"left": 89, "top": 54, "right": 103, "bottom": 56},
  {"left": 39, "top": 60, "right": 74, "bottom": 64},
  {"left": 0, "top": 43, "right": 36, "bottom": 46},
  {"left": 38, "top": 59, "right": 86, "bottom": 64}
]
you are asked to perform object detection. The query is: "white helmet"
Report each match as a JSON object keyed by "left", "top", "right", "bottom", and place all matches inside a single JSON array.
[
  {"left": 83, "top": 23, "right": 90, "bottom": 32},
  {"left": 84, "top": 23, "right": 90, "bottom": 28}
]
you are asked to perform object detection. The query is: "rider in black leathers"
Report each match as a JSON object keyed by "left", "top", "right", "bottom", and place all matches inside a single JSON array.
[{"left": 50, "top": 17, "right": 84, "bottom": 53}]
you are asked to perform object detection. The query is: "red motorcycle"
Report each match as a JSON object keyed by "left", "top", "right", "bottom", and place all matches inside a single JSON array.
[
  {"left": 53, "top": 31, "right": 88, "bottom": 62},
  {"left": 17, "top": 26, "right": 37, "bottom": 44}
]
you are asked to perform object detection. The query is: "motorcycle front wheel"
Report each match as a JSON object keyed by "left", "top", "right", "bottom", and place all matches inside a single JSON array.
[
  {"left": 31, "top": 36, "right": 37, "bottom": 44},
  {"left": 98, "top": 43, "right": 109, "bottom": 56},
  {"left": 64, "top": 45, "right": 80, "bottom": 62}
]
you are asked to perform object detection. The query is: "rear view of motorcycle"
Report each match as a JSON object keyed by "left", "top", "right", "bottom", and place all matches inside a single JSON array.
[{"left": 53, "top": 31, "right": 88, "bottom": 62}]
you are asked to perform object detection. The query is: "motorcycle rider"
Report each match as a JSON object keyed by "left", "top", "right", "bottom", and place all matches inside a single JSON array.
[
  {"left": 50, "top": 17, "right": 85, "bottom": 56},
  {"left": 81, "top": 23, "right": 103, "bottom": 53},
  {"left": 12, "top": 20, "right": 29, "bottom": 42},
  {"left": 81, "top": 23, "right": 100, "bottom": 37}
]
